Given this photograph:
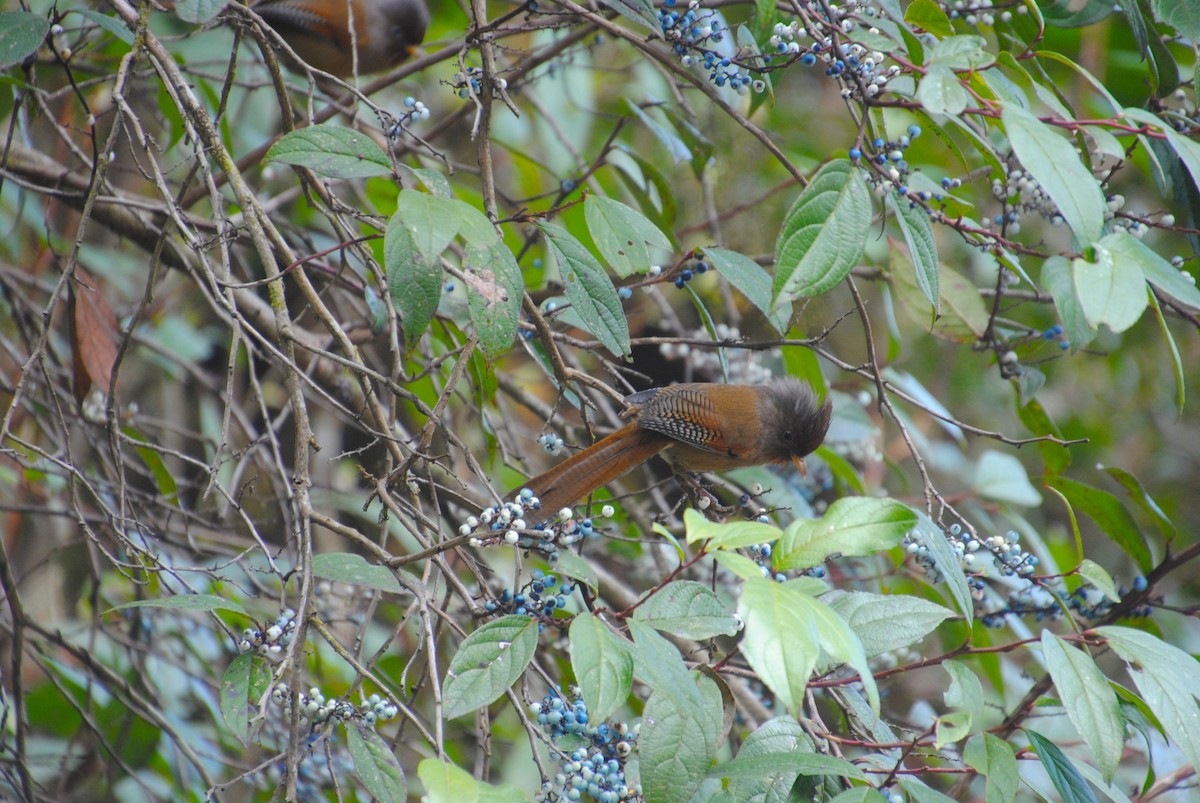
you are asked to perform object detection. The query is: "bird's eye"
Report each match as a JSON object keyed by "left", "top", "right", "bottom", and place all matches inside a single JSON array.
[{"left": 783, "top": 429, "right": 792, "bottom": 441}]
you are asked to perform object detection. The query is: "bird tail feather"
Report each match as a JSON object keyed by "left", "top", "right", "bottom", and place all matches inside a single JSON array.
[{"left": 514, "top": 425, "right": 667, "bottom": 518}]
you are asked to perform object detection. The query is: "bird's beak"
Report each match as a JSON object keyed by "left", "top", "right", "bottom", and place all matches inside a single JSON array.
[{"left": 792, "top": 454, "right": 808, "bottom": 477}]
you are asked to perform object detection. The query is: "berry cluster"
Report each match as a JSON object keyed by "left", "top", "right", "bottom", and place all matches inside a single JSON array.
[
  {"left": 539, "top": 432, "right": 567, "bottom": 455},
  {"left": 269, "top": 687, "right": 400, "bottom": 729},
  {"left": 766, "top": 8, "right": 902, "bottom": 99},
  {"left": 851, "top": 126, "right": 925, "bottom": 200},
  {"left": 484, "top": 570, "right": 576, "bottom": 622},
  {"left": 658, "top": 1, "right": 761, "bottom": 95},
  {"left": 450, "top": 65, "right": 509, "bottom": 99},
  {"left": 672, "top": 256, "right": 710, "bottom": 289},
  {"left": 383, "top": 96, "right": 431, "bottom": 140},
  {"left": 1040, "top": 323, "right": 1070, "bottom": 351},
  {"left": 531, "top": 691, "right": 641, "bottom": 802},
  {"left": 463, "top": 489, "right": 616, "bottom": 557},
  {"left": 944, "top": 0, "right": 1019, "bottom": 26},
  {"left": 904, "top": 522, "right": 1153, "bottom": 627},
  {"left": 238, "top": 608, "right": 298, "bottom": 655}
]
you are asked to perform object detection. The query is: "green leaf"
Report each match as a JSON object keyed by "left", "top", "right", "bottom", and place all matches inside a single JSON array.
[
  {"left": 569, "top": 613, "right": 633, "bottom": 724},
  {"left": 172, "top": 0, "right": 229, "bottom": 24},
  {"left": 1100, "top": 230, "right": 1200, "bottom": 311},
  {"left": 107, "top": 594, "right": 247, "bottom": 615},
  {"left": 385, "top": 214, "right": 440, "bottom": 347},
  {"left": 963, "top": 733, "right": 1019, "bottom": 803},
  {"left": 917, "top": 64, "right": 969, "bottom": 116},
  {"left": 737, "top": 578, "right": 819, "bottom": 715},
  {"left": 1016, "top": 397, "right": 1071, "bottom": 476},
  {"left": 595, "top": 0, "right": 658, "bottom": 31},
  {"left": 774, "top": 160, "right": 872, "bottom": 300},
  {"left": 702, "top": 247, "right": 791, "bottom": 333},
  {"left": 1072, "top": 248, "right": 1148, "bottom": 333},
  {"left": 1101, "top": 465, "right": 1177, "bottom": 540},
  {"left": 775, "top": 497, "right": 916, "bottom": 571},
  {"left": 630, "top": 620, "right": 702, "bottom": 709},
  {"left": 928, "top": 34, "right": 994, "bottom": 69},
  {"left": 347, "top": 722, "right": 406, "bottom": 803},
  {"left": 220, "top": 652, "right": 271, "bottom": 744},
  {"left": 889, "top": 249, "right": 988, "bottom": 343},
  {"left": 971, "top": 450, "right": 1042, "bottom": 507},
  {"left": 640, "top": 672, "right": 724, "bottom": 803},
  {"left": 1041, "top": 631, "right": 1123, "bottom": 783},
  {"left": 702, "top": 718, "right": 819, "bottom": 799},
  {"left": 396, "top": 189, "right": 463, "bottom": 261},
  {"left": 633, "top": 580, "right": 740, "bottom": 640},
  {"left": 1025, "top": 729, "right": 1099, "bottom": 803},
  {"left": 662, "top": 105, "right": 717, "bottom": 181},
  {"left": 1045, "top": 477, "right": 1153, "bottom": 573},
  {"left": 625, "top": 100, "right": 691, "bottom": 164},
  {"left": 442, "top": 615, "right": 540, "bottom": 718},
  {"left": 827, "top": 591, "right": 955, "bottom": 658},
  {"left": 0, "top": 12, "right": 52, "bottom": 69},
  {"left": 584, "top": 196, "right": 672, "bottom": 278},
  {"left": 897, "top": 777, "right": 963, "bottom": 803},
  {"left": 1098, "top": 627, "right": 1200, "bottom": 774},
  {"left": 265, "top": 125, "right": 391, "bottom": 179},
  {"left": 944, "top": 660, "right": 984, "bottom": 723},
  {"left": 1078, "top": 559, "right": 1120, "bottom": 603},
  {"left": 311, "top": 552, "right": 405, "bottom": 593},
  {"left": 417, "top": 759, "right": 525, "bottom": 803},
  {"left": 684, "top": 507, "right": 781, "bottom": 550},
  {"left": 708, "top": 751, "right": 865, "bottom": 782},
  {"left": 397, "top": 164, "right": 452, "bottom": 198},
  {"left": 75, "top": 9, "right": 135, "bottom": 45},
  {"left": 711, "top": 550, "right": 768, "bottom": 580},
  {"left": 935, "top": 710, "right": 972, "bottom": 748},
  {"left": 887, "top": 195, "right": 939, "bottom": 310},
  {"left": 1042, "top": 256, "right": 1096, "bottom": 349},
  {"left": 123, "top": 426, "right": 179, "bottom": 504},
  {"left": 904, "top": 0, "right": 953, "bottom": 37},
  {"left": 1152, "top": 0, "right": 1200, "bottom": 37},
  {"left": 1001, "top": 104, "right": 1105, "bottom": 247},
  {"left": 553, "top": 549, "right": 599, "bottom": 591},
  {"left": 538, "top": 222, "right": 631, "bottom": 358},
  {"left": 464, "top": 242, "right": 523, "bottom": 359},
  {"left": 1146, "top": 290, "right": 1186, "bottom": 414}
]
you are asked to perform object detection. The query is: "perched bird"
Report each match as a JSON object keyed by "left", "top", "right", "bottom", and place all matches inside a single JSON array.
[
  {"left": 515, "top": 379, "right": 832, "bottom": 516},
  {"left": 250, "top": 0, "right": 429, "bottom": 77}
]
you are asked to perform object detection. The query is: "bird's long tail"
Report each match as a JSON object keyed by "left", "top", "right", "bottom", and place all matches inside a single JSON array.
[{"left": 513, "top": 425, "right": 669, "bottom": 518}]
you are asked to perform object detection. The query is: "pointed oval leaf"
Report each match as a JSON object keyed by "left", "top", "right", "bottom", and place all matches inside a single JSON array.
[
  {"left": 774, "top": 160, "right": 872, "bottom": 300},
  {"left": 385, "top": 214, "right": 440, "bottom": 346},
  {"left": 1041, "top": 631, "right": 1123, "bottom": 783},
  {"left": 1072, "top": 248, "right": 1147, "bottom": 333},
  {"left": 585, "top": 195, "right": 672, "bottom": 278},
  {"left": 347, "top": 722, "right": 406, "bottom": 803},
  {"left": 265, "top": 125, "right": 390, "bottom": 178},
  {"left": 464, "top": 242, "right": 523, "bottom": 359},
  {"left": 775, "top": 497, "right": 916, "bottom": 571},
  {"left": 1001, "top": 105, "right": 1105, "bottom": 247},
  {"left": 887, "top": 195, "right": 940, "bottom": 308},
  {"left": 569, "top": 613, "right": 633, "bottom": 724},
  {"left": 442, "top": 615, "right": 540, "bottom": 719},
  {"left": 538, "top": 222, "right": 631, "bottom": 358},
  {"left": 0, "top": 12, "right": 51, "bottom": 69},
  {"left": 633, "top": 580, "right": 739, "bottom": 639}
]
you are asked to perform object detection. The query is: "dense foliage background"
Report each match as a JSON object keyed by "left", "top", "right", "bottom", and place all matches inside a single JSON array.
[{"left": 1, "top": 0, "right": 1199, "bottom": 800}]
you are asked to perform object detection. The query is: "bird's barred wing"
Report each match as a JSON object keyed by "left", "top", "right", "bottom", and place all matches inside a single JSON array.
[{"left": 635, "top": 385, "right": 733, "bottom": 456}]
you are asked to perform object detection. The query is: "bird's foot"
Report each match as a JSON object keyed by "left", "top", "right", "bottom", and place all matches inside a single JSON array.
[{"left": 675, "top": 473, "right": 736, "bottom": 517}]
